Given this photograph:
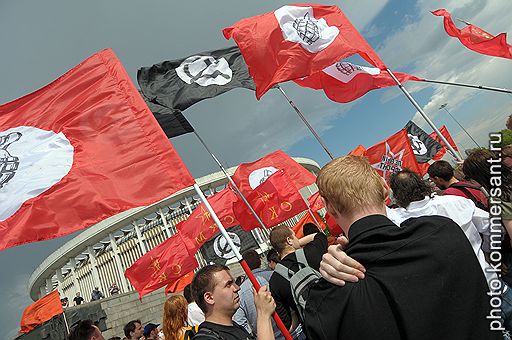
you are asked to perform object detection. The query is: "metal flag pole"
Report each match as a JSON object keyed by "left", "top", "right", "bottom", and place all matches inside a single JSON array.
[
  {"left": 386, "top": 69, "right": 464, "bottom": 162},
  {"left": 419, "top": 79, "right": 512, "bottom": 94},
  {"left": 62, "top": 312, "right": 70, "bottom": 335},
  {"left": 192, "top": 183, "right": 292, "bottom": 340},
  {"left": 192, "top": 131, "right": 271, "bottom": 239},
  {"left": 276, "top": 85, "right": 335, "bottom": 160},
  {"left": 439, "top": 103, "right": 481, "bottom": 148}
]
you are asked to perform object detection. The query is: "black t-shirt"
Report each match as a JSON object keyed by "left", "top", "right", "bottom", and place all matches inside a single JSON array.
[
  {"left": 193, "top": 321, "right": 255, "bottom": 340},
  {"left": 73, "top": 296, "right": 84, "bottom": 305},
  {"left": 269, "top": 232, "right": 328, "bottom": 329}
]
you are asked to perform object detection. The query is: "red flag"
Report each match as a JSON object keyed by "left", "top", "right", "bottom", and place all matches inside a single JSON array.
[
  {"left": 348, "top": 144, "right": 367, "bottom": 157},
  {"left": 231, "top": 150, "right": 316, "bottom": 196},
  {"left": 364, "top": 129, "right": 421, "bottom": 180},
  {"left": 223, "top": 4, "right": 386, "bottom": 99},
  {"left": 233, "top": 170, "right": 308, "bottom": 231},
  {"left": 20, "top": 290, "right": 63, "bottom": 333},
  {"left": 430, "top": 125, "right": 460, "bottom": 160},
  {"left": 295, "top": 61, "right": 421, "bottom": 103},
  {"left": 0, "top": 49, "right": 194, "bottom": 251},
  {"left": 177, "top": 188, "right": 239, "bottom": 253},
  {"left": 307, "top": 191, "right": 325, "bottom": 212},
  {"left": 125, "top": 233, "right": 198, "bottom": 299},
  {"left": 432, "top": 9, "right": 512, "bottom": 59},
  {"left": 291, "top": 211, "right": 326, "bottom": 239},
  {"left": 325, "top": 212, "right": 343, "bottom": 237},
  {"left": 165, "top": 269, "right": 195, "bottom": 295}
]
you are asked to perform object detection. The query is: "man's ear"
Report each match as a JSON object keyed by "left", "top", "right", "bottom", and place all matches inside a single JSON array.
[
  {"left": 381, "top": 177, "right": 390, "bottom": 199},
  {"left": 204, "top": 291, "right": 215, "bottom": 307},
  {"left": 324, "top": 198, "right": 340, "bottom": 219}
]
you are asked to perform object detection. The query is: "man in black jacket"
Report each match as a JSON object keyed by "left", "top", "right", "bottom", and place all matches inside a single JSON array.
[{"left": 304, "top": 155, "right": 500, "bottom": 340}]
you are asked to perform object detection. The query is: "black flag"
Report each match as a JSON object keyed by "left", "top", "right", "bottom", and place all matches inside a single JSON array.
[
  {"left": 404, "top": 121, "right": 443, "bottom": 163},
  {"left": 139, "top": 91, "right": 194, "bottom": 138},
  {"left": 199, "top": 225, "right": 258, "bottom": 265},
  {"left": 138, "top": 46, "right": 255, "bottom": 111}
]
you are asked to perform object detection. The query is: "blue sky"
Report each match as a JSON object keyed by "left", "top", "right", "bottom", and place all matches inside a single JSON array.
[{"left": 1, "top": 0, "right": 511, "bottom": 338}]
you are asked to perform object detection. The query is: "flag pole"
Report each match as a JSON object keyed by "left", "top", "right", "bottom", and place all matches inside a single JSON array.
[
  {"left": 439, "top": 103, "right": 481, "bottom": 148},
  {"left": 276, "top": 85, "right": 335, "bottom": 160},
  {"left": 192, "top": 183, "right": 293, "bottom": 340},
  {"left": 192, "top": 131, "right": 271, "bottom": 239},
  {"left": 386, "top": 69, "right": 464, "bottom": 162},
  {"left": 62, "top": 312, "right": 70, "bottom": 335},
  {"left": 418, "top": 79, "right": 512, "bottom": 94}
]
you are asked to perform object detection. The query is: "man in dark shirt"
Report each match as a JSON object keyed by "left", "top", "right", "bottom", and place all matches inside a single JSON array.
[
  {"left": 268, "top": 225, "right": 328, "bottom": 330},
  {"left": 191, "top": 264, "right": 276, "bottom": 340},
  {"left": 73, "top": 292, "right": 84, "bottom": 306},
  {"left": 304, "top": 155, "right": 500, "bottom": 340}
]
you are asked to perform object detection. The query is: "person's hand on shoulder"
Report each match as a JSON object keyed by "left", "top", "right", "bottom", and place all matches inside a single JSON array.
[{"left": 320, "top": 236, "right": 366, "bottom": 286}]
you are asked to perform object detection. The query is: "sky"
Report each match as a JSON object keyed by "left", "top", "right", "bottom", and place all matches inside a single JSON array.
[{"left": 1, "top": 0, "right": 511, "bottom": 338}]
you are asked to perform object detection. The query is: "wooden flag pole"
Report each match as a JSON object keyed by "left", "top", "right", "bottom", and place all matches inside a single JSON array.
[
  {"left": 418, "top": 78, "right": 512, "bottom": 94},
  {"left": 193, "top": 183, "right": 293, "bottom": 340},
  {"left": 192, "top": 131, "right": 271, "bottom": 240},
  {"left": 277, "top": 85, "right": 335, "bottom": 160},
  {"left": 386, "top": 69, "right": 464, "bottom": 162}
]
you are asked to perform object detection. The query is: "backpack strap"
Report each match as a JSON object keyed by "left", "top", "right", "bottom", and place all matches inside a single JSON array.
[
  {"left": 273, "top": 249, "right": 309, "bottom": 281},
  {"left": 274, "top": 263, "right": 293, "bottom": 280},
  {"left": 448, "top": 183, "right": 488, "bottom": 209},
  {"left": 295, "top": 249, "right": 309, "bottom": 267},
  {"left": 192, "top": 327, "right": 223, "bottom": 340}
]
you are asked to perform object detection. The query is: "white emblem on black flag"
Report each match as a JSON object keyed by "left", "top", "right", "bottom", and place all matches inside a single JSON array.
[
  {"left": 176, "top": 55, "right": 233, "bottom": 86},
  {"left": 404, "top": 121, "right": 443, "bottom": 164},
  {"left": 200, "top": 225, "right": 259, "bottom": 265}
]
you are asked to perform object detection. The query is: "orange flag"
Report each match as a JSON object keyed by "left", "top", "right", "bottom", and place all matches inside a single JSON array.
[
  {"left": 291, "top": 211, "right": 326, "bottom": 239},
  {"left": 20, "top": 290, "right": 63, "bottom": 333},
  {"left": 165, "top": 270, "right": 195, "bottom": 295},
  {"left": 349, "top": 144, "right": 367, "bottom": 156}
]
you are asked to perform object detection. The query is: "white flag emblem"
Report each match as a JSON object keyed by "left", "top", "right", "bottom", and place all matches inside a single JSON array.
[
  {"left": 248, "top": 166, "right": 278, "bottom": 190},
  {"left": 275, "top": 5, "right": 339, "bottom": 53}
]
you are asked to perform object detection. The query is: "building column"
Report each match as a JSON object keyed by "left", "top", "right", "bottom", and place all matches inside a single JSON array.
[
  {"left": 69, "top": 258, "right": 81, "bottom": 298},
  {"left": 132, "top": 221, "right": 147, "bottom": 254},
  {"left": 40, "top": 286, "right": 47, "bottom": 299},
  {"left": 109, "top": 233, "right": 130, "bottom": 293},
  {"left": 55, "top": 269, "right": 64, "bottom": 296},
  {"left": 87, "top": 246, "right": 103, "bottom": 292},
  {"left": 46, "top": 277, "right": 53, "bottom": 294},
  {"left": 158, "top": 208, "right": 172, "bottom": 238}
]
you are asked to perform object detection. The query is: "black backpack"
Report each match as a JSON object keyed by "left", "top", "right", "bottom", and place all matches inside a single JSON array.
[{"left": 448, "top": 183, "right": 489, "bottom": 211}]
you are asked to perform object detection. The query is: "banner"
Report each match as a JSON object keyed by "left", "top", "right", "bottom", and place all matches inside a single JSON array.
[{"left": 199, "top": 225, "right": 258, "bottom": 265}]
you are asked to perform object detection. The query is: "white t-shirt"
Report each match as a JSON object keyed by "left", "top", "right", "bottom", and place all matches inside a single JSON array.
[
  {"left": 187, "top": 302, "right": 205, "bottom": 326},
  {"left": 386, "top": 195, "right": 497, "bottom": 287}
]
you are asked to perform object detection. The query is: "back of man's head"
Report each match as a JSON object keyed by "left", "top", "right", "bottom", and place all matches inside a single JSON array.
[
  {"left": 123, "top": 320, "right": 141, "bottom": 339},
  {"left": 192, "top": 264, "right": 229, "bottom": 314},
  {"left": 389, "top": 169, "right": 432, "bottom": 208},
  {"left": 270, "top": 225, "right": 294, "bottom": 256},
  {"left": 303, "top": 223, "right": 319, "bottom": 236},
  {"left": 183, "top": 283, "right": 194, "bottom": 303},
  {"left": 427, "top": 160, "right": 454, "bottom": 181},
  {"left": 242, "top": 249, "right": 261, "bottom": 270},
  {"left": 317, "top": 156, "right": 386, "bottom": 217},
  {"left": 266, "top": 249, "right": 280, "bottom": 266},
  {"left": 67, "top": 320, "right": 99, "bottom": 340}
]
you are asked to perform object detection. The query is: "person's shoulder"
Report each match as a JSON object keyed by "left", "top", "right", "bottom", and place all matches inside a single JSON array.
[{"left": 401, "top": 214, "right": 458, "bottom": 230}]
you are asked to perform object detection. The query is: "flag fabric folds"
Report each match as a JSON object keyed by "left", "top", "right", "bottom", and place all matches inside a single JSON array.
[
  {"left": 0, "top": 49, "right": 195, "bottom": 251},
  {"left": 165, "top": 270, "right": 195, "bottom": 295},
  {"left": 429, "top": 125, "right": 460, "bottom": 159},
  {"left": 125, "top": 232, "right": 198, "bottom": 299},
  {"left": 404, "top": 121, "right": 443, "bottom": 164},
  {"left": 233, "top": 170, "right": 308, "bottom": 231},
  {"left": 364, "top": 129, "right": 421, "bottom": 179},
  {"left": 199, "top": 225, "right": 259, "bottom": 265},
  {"left": 291, "top": 211, "right": 326, "bottom": 239},
  {"left": 295, "top": 61, "right": 421, "bottom": 103},
  {"left": 224, "top": 4, "right": 386, "bottom": 99},
  {"left": 177, "top": 188, "right": 239, "bottom": 253},
  {"left": 432, "top": 9, "right": 512, "bottom": 60},
  {"left": 231, "top": 150, "right": 316, "bottom": 196},
  {"left": 138, "top": 46, "right": 255, "bottom": 111},
  {"left": 20, "top": 290, "right": 63, "bottom": 333},
  {"left": 307, "top": 191, "right": 325, "bottom": 212},
  {"left": 140, "top": 91, "right": 194, "bottom": 138}
]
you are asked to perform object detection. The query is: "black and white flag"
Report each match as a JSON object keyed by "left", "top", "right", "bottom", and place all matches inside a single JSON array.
[
  {"left": 139, "top": 91, "right": 194, "bottom": 138},
  {"left": 138, "top": 46, "right": 255, "bottom": 111},
  {"left": 404, "top": 121, "right": 443, "bottom": 164},
  {"left": 199, "top": 225, "right": 258, "bottom": 265}
]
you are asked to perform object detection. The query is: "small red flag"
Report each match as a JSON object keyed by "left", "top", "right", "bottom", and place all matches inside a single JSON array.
[
  {"left": 364, "top": 129, "right": 421, "bottom": 180},
  {"left": 224, "top": 4, "right": 386, "bottom": 99},
  {"left": 432, "top": 9, "right": 512, "bottom": 59},
  {"left": 348, "top": 144, "right": 367, "bottom": 157},
  {"left": 0, "top": 49, "right": 195, "bottom": 251},
  {"left": 233, "top": 170, "right": 308, "bottom": 231},
  {"left": 231, "top": 150, "right": 316, "bottom": 196},
  {"left": 177, "top": 188, "right": 239, "bottom": 253},
  {"left": 325, "top": 212, "right": 343, "bottom": 237},
  {"left": 125, "top": 233, "right": 198, "bottom": 299},
  {"left": 307, "top": 191, "right": 325, "bottom": 213},
  {"left": 295, "top": 61, "right": 421, "bottom": 103},
  {"left": 430, "top": 125, "right": 460, "bottom": 159},
  {"left": 20, "top": 290, "right": 63, "bottom": 333},
  {"left": 165, "top": 270, "right": 195, "bottom": 295},
  {"left": 291, "top": 211, "right": 326, "bottom": 239}
]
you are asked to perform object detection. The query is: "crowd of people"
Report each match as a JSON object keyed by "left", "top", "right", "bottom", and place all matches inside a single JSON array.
[{"left": 66, "top": 124, "right": 512, "bottom": 339}]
